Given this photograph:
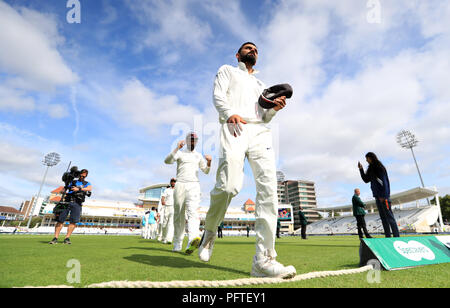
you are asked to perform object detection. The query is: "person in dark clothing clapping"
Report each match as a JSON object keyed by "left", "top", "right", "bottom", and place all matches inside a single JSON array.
[{"left": 358, "top": 152, "right": 399, "bottom": 238}]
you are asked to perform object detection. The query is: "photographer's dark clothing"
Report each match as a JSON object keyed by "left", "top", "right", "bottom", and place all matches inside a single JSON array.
[
  {"left": 56, "top": 201, "right": 82, "bottom": 224},
  {"left": 65, "top": 180, "right": 91, "bottom": 203},
  {"left": 57, "top": 179, "right": 90, "bottom": 224},
  {"left": 67, "top": 180, "right": 91, "bottom": 191}
]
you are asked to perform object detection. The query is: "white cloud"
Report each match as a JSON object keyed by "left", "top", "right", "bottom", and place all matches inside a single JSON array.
[
  {"left": 0, "top": 123, "right": 153, "bottom": 206},
  {"left": 100, "top": 0, "right": 118, "bottom": 25},
  {"left": 258, "top": 2, "right": 329, "bottom": 100},
  {"left": 0, "top": 125, "right": 66, "bottom": 189},
  {"left": 0, "top": 142, "right": 41, "bottom": 173},
  {"left": 411, "top": 1, "right": 450, "bottom": 39},
  {"left": 0, "top": 1, "right": 78, "bottom": 91},
  {"left": 112, "top": 78, "right": 201, "bottom": 135},
  {"left": 1, "top": 0, "right": 449, "bottom": 210},
  {"left": 251, "top": 0, "right": 450, "bottom": 206},
  {"left": 0, "top": 85, "right": 35, "bottom": 111},
  {"left": 0, "top": 1, "right": 77, "bottom": 122},
  {"left": 127, "top": 0, "right": 212, "bottom": 53},
  {"left": 45, "top": 104, "right": 70, "bottom": 119},
  {"left": 202, "top": 1, "right": 258, "bottom": 41},
  {"left": 0, "top": 139, "right": 64, "bottom": 208}
]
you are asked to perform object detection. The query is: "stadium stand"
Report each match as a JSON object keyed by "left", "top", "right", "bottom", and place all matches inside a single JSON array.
[
  {"left": 301, "top": 206, "right": 442, "bottom": 235},
  {"left": 299, "top": 187, "right": 447, "bottom": 235}
]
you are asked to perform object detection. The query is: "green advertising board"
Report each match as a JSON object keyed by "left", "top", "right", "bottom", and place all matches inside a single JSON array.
[{"left": 360, "top": 236, "right": 450, "bottom": 270}]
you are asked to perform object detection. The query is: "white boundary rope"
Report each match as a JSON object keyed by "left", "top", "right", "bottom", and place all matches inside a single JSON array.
[{"left": 20, "top": 265, "right": 373, "bottom": 288}]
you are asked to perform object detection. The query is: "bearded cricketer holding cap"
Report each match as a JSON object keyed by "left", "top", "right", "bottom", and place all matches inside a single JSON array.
[
  {"left": 198, "top": 42, "right": 296, "bottom": 278},
  {"left": 165, "top": 132, "right": 212, "bottom": 254}
]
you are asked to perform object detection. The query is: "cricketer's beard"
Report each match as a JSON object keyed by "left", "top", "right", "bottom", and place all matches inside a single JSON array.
[
  {"left": 239, "top": 52, "right": 256, "bottom": 66},
  {"left": 187, "top": 138, "right": 197, "bottom": 151}
]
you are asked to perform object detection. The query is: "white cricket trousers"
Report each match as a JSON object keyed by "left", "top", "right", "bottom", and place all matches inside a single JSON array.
[
  {"left": 157, "top": 207, "right": 165, "bottom": 240},
  {"left": 162, "top": 205, "right": 174, "bottom": 242},
  {"left": 204, "top": 123, "right": 278, "bottom": 258},
  {"left": 144, "top": 224, "right": 151, "bottom": 239},
  {"left": 173, "top": 182, "right": 201, "bottom": 246},
  {"left": 149, "top": 223, "right": 157, "bottom": 239}
]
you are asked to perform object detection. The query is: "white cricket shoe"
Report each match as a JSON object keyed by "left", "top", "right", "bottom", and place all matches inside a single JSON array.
[
  {"left": 198, "top": 230, "right": 216, "bottom": 262},
  {"left": 251, "top": 254, "right": 296, "bottom": 279},
  {"left": 172, "top": 242, "right": 182, "bottom": 252}
]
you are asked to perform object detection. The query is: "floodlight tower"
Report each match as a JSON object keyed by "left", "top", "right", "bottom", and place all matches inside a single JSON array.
[
  {"left": 396, "top": 129, "right": 429, "bottom": 205},
  {"left": 396, "top": 130, "right": 425, "bottom": 187},
  {"left": 26, "top": 152, "right": 61, "bottom": 229}
]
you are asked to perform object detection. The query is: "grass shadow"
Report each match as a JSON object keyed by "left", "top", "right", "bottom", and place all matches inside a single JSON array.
[
  {"left": 123, "top": 246, "right": 180, "bottom": 254},
  {"left": 123, "top": 254, "right": 249, "bottom": 276},
  {"left": 290, "top": 243, "right": 359, "bottom": 248},
  {"left": 338, "top": 263, "right": 361, "bottom": 269},
  {"left": 212, "top": 240, "right": 251, "bottom": 245}
]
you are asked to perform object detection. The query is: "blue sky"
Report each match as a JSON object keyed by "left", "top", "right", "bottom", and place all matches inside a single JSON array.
[{"left": 1, "top": 0, "right": 449, "bottom": 210}]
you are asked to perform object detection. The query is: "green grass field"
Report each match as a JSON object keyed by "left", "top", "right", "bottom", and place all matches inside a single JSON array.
[{"left": 1, "top": 234, "right": 449, "bottom": 288}]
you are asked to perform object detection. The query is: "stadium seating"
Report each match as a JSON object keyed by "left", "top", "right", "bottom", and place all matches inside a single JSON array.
[{"left": 298, "top": 206, "right": 441, "bottom": 235}]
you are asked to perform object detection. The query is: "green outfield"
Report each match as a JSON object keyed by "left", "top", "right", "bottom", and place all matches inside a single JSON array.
[{"left": 1, "top": 234, "right": 449, "bottom": 288}]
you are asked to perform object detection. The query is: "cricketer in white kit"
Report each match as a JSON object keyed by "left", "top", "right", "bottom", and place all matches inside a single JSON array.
[
  {"left": 198, "top": 42, "right": 296, "bottom": 278},
  {"left": 156, "top": 201, "right": 164, "bottom": 241},
  {"left": 141, "top": 212, "right": 148, "bottom": 239},
  {"left": 142, "top": 211, "right": 153, "bottom": 240},
  {"left": 164, "top": 132, "right": 212, "bottom": 254},
  {"left": 160, "top": 178, "right": 176, "bottom": 244},
  {"left": 148, "top": 207, "right": 157, "bottom": 240}
]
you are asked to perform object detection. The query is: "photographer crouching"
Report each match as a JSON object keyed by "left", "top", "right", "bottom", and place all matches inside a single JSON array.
[{"left": 49, "top": 169, "right": 92, "bottom": 245}]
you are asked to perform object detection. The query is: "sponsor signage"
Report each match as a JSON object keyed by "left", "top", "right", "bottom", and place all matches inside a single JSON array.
[{"left": 360, "top": 236, "right": 450, "bottom": 270}]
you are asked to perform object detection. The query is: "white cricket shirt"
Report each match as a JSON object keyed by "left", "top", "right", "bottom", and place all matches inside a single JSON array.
[
  {"left": 213, "top": 62, "right": 277, "bottom": 124},
  {"left": 164, "top": 148, "right": 210, "bottom": 183},
  {"left": 162, "top": 187, "right": 174, "bottom": 206}
]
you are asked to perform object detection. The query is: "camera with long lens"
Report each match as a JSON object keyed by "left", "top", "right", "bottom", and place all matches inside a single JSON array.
[
  {"left": 53, "top": 165, "right": 91, "bottom": 218},
  {"left": 62, "top": 166, "right": 81, "bottom": 185}
]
